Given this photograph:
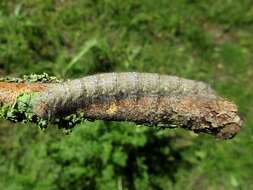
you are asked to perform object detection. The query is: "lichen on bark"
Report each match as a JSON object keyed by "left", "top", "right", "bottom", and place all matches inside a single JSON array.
[
  {"left": 0, "top": 73, "right": 61, "bottom": 83},
  {"left": 0, "top": 73, "right": 83, "bottom": 131},
  {"left": 0, "top": 91, "right": 86, "bottom": 132},
  {"left": 0, "top": 72, "right": 243, "bottom": 139},
  {"left": 0, "top": 92, "right": 48, "bottom": 128}
]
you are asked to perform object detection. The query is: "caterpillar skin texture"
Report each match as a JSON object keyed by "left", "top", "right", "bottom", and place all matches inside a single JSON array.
[{"left": 0, "top": 72, "right": 242, "bottom": 139}]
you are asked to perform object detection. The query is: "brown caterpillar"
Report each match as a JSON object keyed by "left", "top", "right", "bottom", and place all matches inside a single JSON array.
[{"left": 0, "top": 72, "right": 242, "bottom": 139}]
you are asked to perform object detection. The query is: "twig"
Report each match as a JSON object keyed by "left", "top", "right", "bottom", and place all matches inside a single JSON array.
[{"left": 0, "top": 72, "right": 243, "bottom": 139}]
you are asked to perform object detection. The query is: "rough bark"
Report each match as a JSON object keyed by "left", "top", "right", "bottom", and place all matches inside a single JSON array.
[{"left": 0, "top": 72, "right": 243, "bottom": 139}]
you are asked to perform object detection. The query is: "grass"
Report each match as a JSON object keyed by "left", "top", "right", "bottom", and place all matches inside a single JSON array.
[{"left": 0, "top": 0, "right": 253, "bottom": 189}]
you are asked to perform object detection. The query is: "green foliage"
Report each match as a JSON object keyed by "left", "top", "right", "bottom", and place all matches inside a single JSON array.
[{"left": 0, "top": 0, "right": 253, "bottom": 189}]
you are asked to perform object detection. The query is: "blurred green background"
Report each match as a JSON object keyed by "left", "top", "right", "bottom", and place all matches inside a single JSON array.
[{"left": 0, "top": 0, "right": 253, "bottom": 189}]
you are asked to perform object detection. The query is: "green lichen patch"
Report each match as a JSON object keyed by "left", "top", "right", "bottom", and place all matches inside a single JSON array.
[
  {"left": 0, "top": 92, "right": 49, "bottom": 128},
  {"left": 0, "top": 76, "right": 24, "bottom": 83},
  {"left": 0, "top": 92, "right": 86, "bottom": 132},
  {"left": 23, "top": 73, "right": 61, "bottom": 83},
  {"left": 0, "top": 72, "right": 89, "bottom": 132},
  {"left": 53, "top": 112, "right": 86, "bottom": 132},
  {"left": 0, "top": 73, "right": 61, "bottom": 83}
]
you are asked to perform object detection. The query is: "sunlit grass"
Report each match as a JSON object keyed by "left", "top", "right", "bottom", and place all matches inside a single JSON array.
[{"left": 0, "top": 0, "right": 253, "bottom": 189}]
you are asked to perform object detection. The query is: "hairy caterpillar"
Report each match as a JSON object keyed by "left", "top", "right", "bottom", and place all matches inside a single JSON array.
[{"left": 0, "top": 72, "right": 242, "bottom": 139}]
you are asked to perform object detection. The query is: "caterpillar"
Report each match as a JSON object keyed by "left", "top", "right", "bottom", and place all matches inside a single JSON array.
[{"left": 0, "top": 72, "right": 242, "bottom": 139}]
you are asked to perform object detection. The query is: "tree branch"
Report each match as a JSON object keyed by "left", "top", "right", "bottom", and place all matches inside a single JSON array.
[{"left": 0, "top": 72, "right": 243, "bottom": 139}]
